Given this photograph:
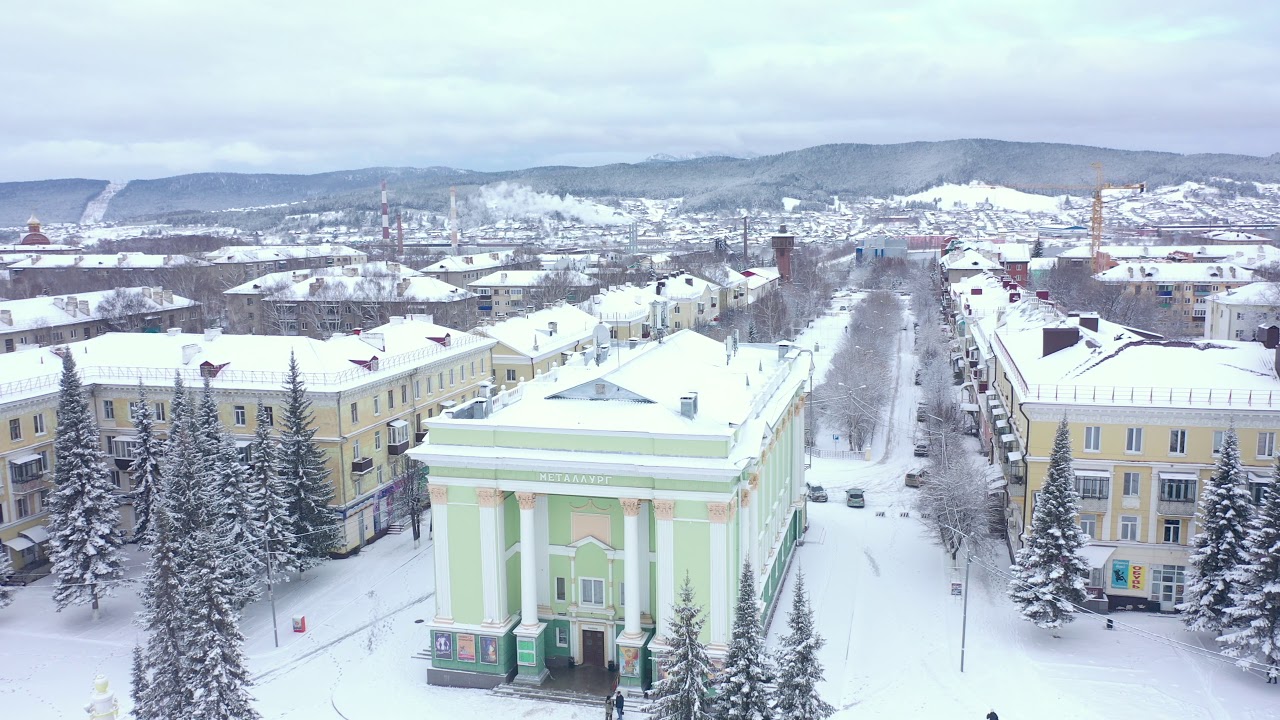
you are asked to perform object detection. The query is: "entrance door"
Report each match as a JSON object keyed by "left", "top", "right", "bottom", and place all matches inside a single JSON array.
[{"left": 582, "top": 629, "right": 605, "bottom": 667}]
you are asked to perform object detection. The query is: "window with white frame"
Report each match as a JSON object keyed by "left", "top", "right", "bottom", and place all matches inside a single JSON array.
[
  {"left": 414, "top": 380, "right": 421, "bottom": 400},
  {"left": 373, "top": 396, "right": 381, "bottom": 415},
  {"left": 1123, "top": 472, "right": 1140, "bottom": 497},
  {"left": 1160, "top": 474, "right": 1196, "bottom": 501},
  {"left": 579, "top": 578, "right": 605, "bottom": 606},
  {"left": 1079, "top": 514, "right": 1097, "bottom": 539},
  {"left": 103, "top": 400, "right": 115, "bottom": 419},
  {"left": 1125, "top": 427, "right": 1143, "bottom": 453},
  {"left": 1163, "top": 519, "right": 1182, "bottom": 544},
  {"left": 388, "top": 421, "right": 409, "bottom": 446},
  {"left": 506, "top": 369, "right": 517, "bottom": 382},
  {"left": 556, "top": 626, "right": 569, "bottom": 647},
  {"left": 1258, "top": 432, "right": 1276, "bottom": 458},
  {"left": 1169, "top": 429, "right": 1187, "bottom": 455},
  {"left": 234, "top": 405, "right": 247, "bottom": 426},
  {"left": 374, "top": 431, "right": 382, "bottom": 451},
  {"left": 1084, "top": 426, "right": 1101, "bottom": 452},
  {"left": 32, "top": 413, "right": 45, "bottom": 435},
  {"left": 154, "top": 402, "right": 166, "bottom": 422},
  {"left": 1151, "top": 565, "right": 1186, "bottom": 604},
  {"left": 1120, "top": 515, "right": 1139, "bottom": 541},
  {"left": 1212, "top": 430, "right": 1224, "bottom": 456},
  {"left": 1075, "top": 473, "right": 1110, "bottom": 499},
  {"left": 555, "top": 577, "right": 567, "bottom": 602}
]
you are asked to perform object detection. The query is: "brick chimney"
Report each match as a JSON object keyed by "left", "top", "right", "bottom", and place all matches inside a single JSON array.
[
  {"left": 1042, "top": 326, "right": 1080, "bottom": 357},
  {"left": 78, "top": 300, "right": 89, "bottom": 316},
  {"left": 309, "top": 278, "right": 325, "bottom": 295},
  {"left": 1078, "top": 312, "right": 1100, "bottom": 332}
]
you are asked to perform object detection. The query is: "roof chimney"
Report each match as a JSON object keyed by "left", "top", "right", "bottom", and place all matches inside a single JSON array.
[
  {"left": 1035, "top": 290, "right": 1050, "bottom": 301},
  {"left": 1042, "top": 326, "right": 1080, "bottom": 357},
  {"left": 181, "top": 343, "right": 201, "bottom": 365},
  {"left": 65, "top": 296, "right": 78, "bottom": 316},
  {"left": 548, "top": 321, "right": 558, "bottom": 335},
  {"left": 310, "top": 278, "right": 325, "bottom": 295},
  {"left": 141, "top": 287, "right": 152, "bottom": 299},
  {"left": 1078, "top": 312, "right": 1100, "bottom": 332},
  {"left": 685, "top": 276, "right": 694, "bottom": 286},
  {"left": 0, "top": 310, "right": 10, "bottom": 325},
  {"left": 52, "top": 297, "right": 64, "bottom": 310},
  {"left": 680, "top": 392, "right": 698, "bottom": 419},
  {"left": 162, "top": 289, "right": 172, "bottom": 304},
  {"left": 1257, "top": 325, "right": 1280, "bottom": 349},
  {"left": 203, "top": 327, "right": 222, "bottom": 341},
  {"left": 1229, "top": 266, "right": 1237, "bottom": 278},
  {"left": 472, "top": 398, "right": 489, "bottom": 420},
  {"left": 777, "top": 341, "right": 793, "bottom": 360},
  {"left": 78, "top": 300, "right": 89, "bottom": 316}
]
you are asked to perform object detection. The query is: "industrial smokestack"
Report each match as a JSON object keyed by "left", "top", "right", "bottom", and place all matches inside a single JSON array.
[
  {"left": 450, "top": 186, "right": 459, "bottom": 256},
  {"left": 381, "top": 180, "right": 390, "bottom": 241},
  {"left": 396, "top": 212, "right": 404, "bottom": 259}
]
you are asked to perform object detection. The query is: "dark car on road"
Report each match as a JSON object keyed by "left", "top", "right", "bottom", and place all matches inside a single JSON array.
[{"left": 807, "top": 484, "right": 829, "bottom": 502}]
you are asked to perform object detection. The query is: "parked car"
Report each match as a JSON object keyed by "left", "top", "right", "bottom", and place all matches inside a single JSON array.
[
  {"left": 838, "top": 305, "right": 847, "bottom": 311},
  {"left": 905, "top": 468, "right": 929, "bottom": 488},
  {"left": 913, "top": 441, "right": 930, "bottom": 457},
  {"left": 807, "top": 484, "right": 829, "bottom": 503},
  {"left": 845, "top": 488, "right": 866, "bottom": 508},
  {"left": 914, "top": 371, "right": 922, "bottom": 386},
  {"left": 916, "top": 405, "right": 926, "bottom": 422}
]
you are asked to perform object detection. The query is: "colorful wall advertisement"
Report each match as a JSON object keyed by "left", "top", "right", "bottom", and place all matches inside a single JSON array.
[
  {"left": 480, "top": 636, "right": 498, "bottom": 665},
  {"left": 1129, "top": 564, "right": 1145, "bottom": 591},
  {"left": 619, "top": 646, "right": 640, "bottom": 677},
  {"left": 1110, "top": 560, "right": 1146, "bottom": 591},
  {"left": 457, "top": 633, "right": 476, "bottom": 663},
  {"left": 433, "top": 631, "right": 453, "bottom": 660}
]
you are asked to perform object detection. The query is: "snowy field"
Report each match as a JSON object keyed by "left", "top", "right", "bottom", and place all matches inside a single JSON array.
[{"left": 2, "top": 295, "right": 1278, "bottom": 718}]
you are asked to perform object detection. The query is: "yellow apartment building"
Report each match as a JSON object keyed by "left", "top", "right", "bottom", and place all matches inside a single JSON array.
[
  {"left": 1094, "top": 262, "right": 1255, "bottom": 335},
  {"left": 645, "top": 273, "right": 721, "bottom": 331},
  {"left": 476, "top": 305, "right": 604, "bottom": 388},
  {"left": 582, "top": 286, "right": 670, "bottom": 343}
]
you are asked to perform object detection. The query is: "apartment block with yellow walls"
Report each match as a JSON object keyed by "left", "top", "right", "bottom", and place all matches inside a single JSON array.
[
  {"left": 979, "top": 299, "right": 1280, "bottom": 613},
  {"left": 0, "top": 390, "right": 61, "bottom": 574},
  {"left": 583, "top": 286, "right": 671, "bottom": 343},
  {"left": 0, "top": 316, "right": 496, "bottom": 571},
  {"left": 476, "top": 305, "right": 606, "bottom": 389}
]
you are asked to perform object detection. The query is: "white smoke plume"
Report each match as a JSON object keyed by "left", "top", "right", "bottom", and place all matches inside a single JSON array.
[{"left": 478, "top": 182, "right": 631, "bottom": 225}]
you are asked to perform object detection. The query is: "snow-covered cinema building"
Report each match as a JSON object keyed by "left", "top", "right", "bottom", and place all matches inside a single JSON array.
[{"left": 409, "top": 331, "right": 812, "bottom": 690}]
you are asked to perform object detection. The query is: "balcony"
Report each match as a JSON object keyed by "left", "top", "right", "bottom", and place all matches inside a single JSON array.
[
  {"left": 1079, "top": 496, "right": 1111, "bottom": 513},
  {"left": 1158, "top": 498, "right": 1195, "bottom": 517},
  {"left": 351, "top": 456, "right": 373, "bottom": 475},
  {"left": 387, "top": 420, "right": 411, "bottom": 456},
  {"left": 110, "top": 438, "right": 141, "bottom": 471},
  {"left": 9, "top": 455, "right": 44, "bottom": 484}
]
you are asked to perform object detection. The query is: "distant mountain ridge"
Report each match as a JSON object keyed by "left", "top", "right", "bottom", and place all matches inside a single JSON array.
[{"left": 3, "top": 139, "right": 1279, "bottom": 226}]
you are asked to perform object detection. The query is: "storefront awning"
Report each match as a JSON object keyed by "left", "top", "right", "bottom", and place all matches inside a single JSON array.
[
  {"left": 20, "top": 525, "right": 50, "bottom": 544},
  {"left": 3, "top": 536, "right": 34, "bottom": 552},
  {"left": 960, "top": 402, "right": 980, "bottom": 412},
  {"left": 1158, "top": 471, "right": 1198, "bottom": 481},
  {"left": 1007, "top": 451, "right": 1024, "bottom": 461},
  {"left": 1079, "top": 544, "right": 1117, "bottom": 569}
]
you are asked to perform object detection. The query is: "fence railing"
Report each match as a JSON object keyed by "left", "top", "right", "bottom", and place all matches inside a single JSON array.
[{"left": 1024, "top": 384, "right": 1279, "bottom": 408}]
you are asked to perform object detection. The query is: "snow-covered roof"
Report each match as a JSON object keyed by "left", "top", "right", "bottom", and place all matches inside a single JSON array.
[
  {"left": 421, "top": 250, "right": 518, "bottom": 274},
  {"left": 1205, "top": 282, "right": 1280, "bottom": 307},
  {"left": 478, "top": 305, "right": 602, "bottom": 357},
  {"left": 1059, "top": 243, "right": 1280, "bottom": 268},
  {"left": 586, "top": 286, "right": 667, "bottom": 323},
  {"left": 0, "top": 244, "right": 79, "bottom": 253},
  {"left": 1201, "top": 231, "right": 1272, "bottom": 243},
  {"left": 469, "top": 270, "right": 594, "bottom": 288},
  {"left": 0, "top": 288, "right": 199, "bottom": 332},
  {"left": 223, "top": 261, "right": 424, "bottom": 295},
  {"left": 996, "top": 243, "right": 1032, "bottom": 263},
  {"left": 7, "top": 253, "right": 212, "bottom": 269},
  {"left": 1094, "top": 262, "right": 1254, "bottom": 283},
  {"left": 950, "top": 273, "right": 1030, "bottom": 318},
  {"left": 1029, "top": 258, "right": 1056, "bottom": 271},
  {"left": 0, "top": 318, "right": 495, "bottom": 404},
  {"left": 267, "top": 275, "right": 470, "bottom": 303},
  {"left": 646, "top": 272, "right": 721, "bottom": 300},
  {"left": 941, "top": 249, "right": 1002, "bottom": 271},
  {"left": 203, "top": 243, "right": 366, "bottom": 264}
]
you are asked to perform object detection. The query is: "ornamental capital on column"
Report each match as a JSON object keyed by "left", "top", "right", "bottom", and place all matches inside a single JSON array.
[
  {"left": 748, "top": 473, "right": 760, "bottom": 490},
  {"left": 654, "top": 499, "right": 675, "bottom": 520},
  {"left": 621, "top": 498, "right": 642, "bottom": 517},
  {"left": 707, "top": 501, "right": 730, "bottom": 524},
  {"left": 727, "top": 499, "right": 737, "bottom": 522},
  {"left": 476, "top": 488, "right": 504, "bottom": 508},
  {"left": 740, "top": 487, "right": 751, "bottom": 507},
  {"left": 428, "top": 485, "right": 449, "bottom": 504},
  {"left": 516, "top": 491, "right": 538, "bottom": 511}
]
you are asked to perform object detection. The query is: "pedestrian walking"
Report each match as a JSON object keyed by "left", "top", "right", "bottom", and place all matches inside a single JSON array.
[
  {"left": 605, "top": 695, "right": 614, "bottom": 720},
  {"left": 614, "top": 690, "right": 625, "bottom": 718},
  {"left": 986, "top": 712, "right": 999, "bottom": 720},
  {"left": 1267, "top": 666, "right": 1278, "bottom": 684}
]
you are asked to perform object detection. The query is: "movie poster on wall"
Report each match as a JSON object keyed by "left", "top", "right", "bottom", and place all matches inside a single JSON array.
[
  {"left": 434, "top": 631, "right": 453, "bottom": 660},
  {"left": 480, "top": 636, "right": 498, "bottom": 664},
  {"left": 457, "top": 633, "right": 476, "bottom": 663}
]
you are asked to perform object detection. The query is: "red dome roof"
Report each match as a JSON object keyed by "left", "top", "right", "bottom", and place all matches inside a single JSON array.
[{"left": 20, "top": 232, "right": 51, "bottom": 245}]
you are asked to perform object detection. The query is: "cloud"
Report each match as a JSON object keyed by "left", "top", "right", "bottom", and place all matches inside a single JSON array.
[{"left": 2, "top": 1, "right": 1278, "bottom": 181}]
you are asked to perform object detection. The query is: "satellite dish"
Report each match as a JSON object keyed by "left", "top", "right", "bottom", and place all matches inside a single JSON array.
[{"left": 593, "top": 323, "right": 611, "bottom": 348}]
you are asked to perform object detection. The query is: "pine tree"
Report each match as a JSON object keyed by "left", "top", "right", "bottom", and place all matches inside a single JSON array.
[
  {"left": 1031, "top": 237, "right": 1044, "bottom": 259},
  {"left": 250, "top": 402, "right": 298, "bottom": 579},
  {"left": 715, "top": 560, "right": 774, "bottom": 720},
  {"left": 130, "top": 642, "right": 148, "bottom": 719},
  {"left": 650, "top": 573, "right": 714, "bottom": 720},
  {"left": 0, "top": 551, "right": 14, "bottom": 609},
  {"left": 1009, "top": 418, "right": 1089, "bottom": 629},
  {"left": 277, "top": 352, "right": 340, "bottom": 573},
  {"left": 773, "top": 571, "right": 834, "bottom": 720},
  {"left": 1181, "top": 427, "right": 1253, "bottom": 632},
  {"left": 128, "top": 383, "right": 164, "bottom": 545},
  {"left": 48, "top": 351, "right": 125, "bottom": 620},
  {"left": 1220, "top": 458, "right": 1280, "bottom": 668}
]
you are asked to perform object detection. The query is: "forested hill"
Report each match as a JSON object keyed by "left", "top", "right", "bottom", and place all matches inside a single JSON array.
[{"left": 3, "top": 139, "right": 1279, "bottom": 226}]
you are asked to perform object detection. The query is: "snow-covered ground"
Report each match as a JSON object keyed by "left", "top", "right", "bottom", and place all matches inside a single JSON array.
[{"left": 3, "top": 295, "right": 1278, "bottom": 718}]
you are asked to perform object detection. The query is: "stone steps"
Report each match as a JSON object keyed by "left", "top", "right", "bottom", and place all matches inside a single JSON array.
[{"left": 490, "top": 682, "right": 653, "bottom": 716}]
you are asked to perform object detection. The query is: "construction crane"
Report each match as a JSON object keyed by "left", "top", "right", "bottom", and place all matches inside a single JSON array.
[{"left": 980, "top": 162, "right": 1145, "bottom": 273}]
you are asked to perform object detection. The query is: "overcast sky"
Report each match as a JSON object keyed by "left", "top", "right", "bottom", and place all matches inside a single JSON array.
[{"left": 4, "top": 1, "right": 1277, "bottom": 182}]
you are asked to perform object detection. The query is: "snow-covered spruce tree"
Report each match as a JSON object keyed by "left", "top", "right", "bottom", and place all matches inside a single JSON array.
[
  {"left": 715, "top": 559, "right": 774, "bottom": 720},
  {"left": 48, "top": 351, "right": 125, "bottom": 620},
  {"left": 1220, "top": 458, "right": 1280, "bottom": 668},
  {"left": 249, "top": 401, "right": 298, "bottom": 578},
  {"left": 180, "top": 526, "right": 261, "bottom": 720},
  {"left": 1180, "top": 427, "right": 1253, "bottom": 633},
  {"left": 0, "top": 551, "right": 13, "bottom": 609},
  {"left": 651, "top": 573, "right": 714, "bottom": 720},
  {"left": 128, "top": 383, "right": 164, "bottom": 545},
  {"left": 1008, "top": 418, "right": 1089, "bottom": 629},
  {"left": 277, "top": 352, "right": 340, "bottom": 573},
  {"left": 130, "top": 642, "right": 148, "bottom": 718},
  {"left": 773, "top": 571, "right": 834, "bottom": 720},
  {"left": 195, "top": 377, "right": 264, "bottom": 607}
]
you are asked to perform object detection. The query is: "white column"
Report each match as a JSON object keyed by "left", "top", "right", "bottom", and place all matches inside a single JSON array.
[
  {"left": 536, "top": 494, "right": 551, "bottom": 608},
  {"left": 622, "top": 498, "right": 643, "bottom": 638},
  {"left": 748, "top": 473, "right": 761, "bottom": 578},
  {"left": 709, "top": 501, "right": 730, "bottom": 645},
  {"left": 429, "top": 485, "right": 452, "bottom": 622},
  {"left": 739, "top": 484, "right": 752, "bottom": 576},
  {"left": 517, "top": 492, "right": 539, "bottom": 629},
  {"left": 793, "top": 403, "right": 806, "bottom": 500},
  {"left": 654, "top": 499, "right": 676, "bottom": 639},
  {"left": 477, "top": 488, "right": 503, "bottom": 625}
]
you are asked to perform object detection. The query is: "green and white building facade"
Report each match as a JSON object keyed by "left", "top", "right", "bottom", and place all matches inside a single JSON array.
[{"left": 410, "top": 331, "right": 811, "bottom": 689}]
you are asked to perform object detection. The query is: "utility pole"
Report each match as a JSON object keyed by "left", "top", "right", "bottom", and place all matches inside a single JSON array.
[
  {"left": 960, "top": 543, "right": 972, "bottom": 672},
  {"left": 264, "top": 516, "right": 280, "bottom": 648}
]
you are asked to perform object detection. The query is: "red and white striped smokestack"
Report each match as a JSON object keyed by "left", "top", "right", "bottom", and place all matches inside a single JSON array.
[
  {"left": 449, "top": 186, "right": 459, "bottom": 256},
  {"left": 381, "top": 180, "right": 390, "bottom": 241}
]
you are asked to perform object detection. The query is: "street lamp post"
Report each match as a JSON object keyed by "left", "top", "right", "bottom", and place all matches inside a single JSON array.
[{"left": 960, "top": 542, "right": 972, "bottom": 672}]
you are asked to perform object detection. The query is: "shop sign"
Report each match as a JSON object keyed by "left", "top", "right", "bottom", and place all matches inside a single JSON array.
[{"left": 538, "top": 472, "right": 613, "bottom": 485}]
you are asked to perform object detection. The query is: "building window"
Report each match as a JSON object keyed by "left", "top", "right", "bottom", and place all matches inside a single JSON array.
[
  {"left": 1125, "top": 427, "right": 1143, "bottom": 453},
  {"left": 401, "top": 384, "right": 408, "bottom": 404},
  {"left": 1079, "top": 514, "right": 1097, "bottom": 539},
  {"left": 263, "top": 406, "right": 274, "bottom": 426},
  {"left": 16, "top": 497, "right": 29, "bottom": 519},
  {"left": 1123, "top": 472, "right": 1140, "bottom": 497},
  {"left": 1083, "top": 426, "right": 1101, "bottom": 452},
  {"left": 1169, "top": 429, "right": 1187, "bottom": 455},
  {"left": 437, "top": 373, "right": 444, "bottom": 391},
  {"left": 1258, "top": 432, "right": 1276, "bottom": 458},
  {"left": 103, "top": 400, "right": 115, "bottom": 420},
  {"left": 1075, "top": 474, "right": 1110, "bottom": 499},
  {"left": 388, "top": 390, "right": 395, "bottom": 410},
  {"left": 234, "top": 405, "right": 247, "bottom": 426},
  {"left": 555, "top": 577, "right": 567, "bottom": 602},
  {"left": 480, "top": 357, "right": 486, "bottom": 374},
  {"left": 506, "top": 369, "right": 517, "bottom": 382},
  {"left": 1120, "top": 515, "right": 1139, "bottom": 541},
  {"left": 353, "top": 439, "right": 361, "bottom": 459},
  {"left": 154, "top": 403, "right": 166, "bottom": 422},
  {"left": 579, "top": 578, "right": 605, "bottom": 606},
  {"left": 377, "top": 464, "right": 383, "bottom": 484},
  {"left": 9, "top": 418, "right": 20, "bottom": 441},
  {"left": 556, "top": 626, "right": 569, "bottom": 647},
  {"left": 32, "top": 413, "right": 45, "bottom": 435},
  {"left": 375, "top": 431, "right": 382, "bottom": 451},
  {"left": 373, "top": 396, "right": 381, "bottom": 416},
  {"left": 414, "top": 380, "right": 421, "bottom": 400},
  {"left": 1161, "top": 475, "right": 1196, "bottom": 501},
  {"left": 1212, "top": 430, "right": 1225, "bottom": 456},
  {"left": 350, "top": 402, "right": 359, "bottom": 423},
  {"left": 1251, "top": 481, "right": 1271, "bottom": 506},
  {"left": 449, "top": 369, "right": 455, "bottom": 386},
  {"left": 109, "top": 470, "right": 122, "bottom": 489},
  {"left": 1163, "top": 519, "right": 1182, "bottom": 544},
  {"left": 1151, "top": 565, "right": 1186, "bottom": 605}
]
